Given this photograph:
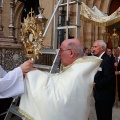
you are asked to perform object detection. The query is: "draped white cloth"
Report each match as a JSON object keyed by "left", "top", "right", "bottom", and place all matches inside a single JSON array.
[
  {"left": 19, "top": 56, "right": 102, "bottom": 120},
  {"left": 80, "top": 2, "right": 120, "bottom": 26}
]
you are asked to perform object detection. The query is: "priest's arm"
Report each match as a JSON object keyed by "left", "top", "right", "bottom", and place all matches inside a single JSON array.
[{"left": 0, "top": 60, "right": 35, "bottom": 98}]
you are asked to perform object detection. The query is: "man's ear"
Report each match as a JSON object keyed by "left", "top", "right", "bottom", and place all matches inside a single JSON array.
[
  {"left": 101, "top": 46, "right": 104, "bottom": 51},
  {"left": 69, "top": 49, "right": 74, "bottom": 58}
]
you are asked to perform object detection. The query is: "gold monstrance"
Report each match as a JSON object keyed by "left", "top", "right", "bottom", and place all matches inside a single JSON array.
[{"left": 20, "top": 6, "right": 47, "bottom": 61}]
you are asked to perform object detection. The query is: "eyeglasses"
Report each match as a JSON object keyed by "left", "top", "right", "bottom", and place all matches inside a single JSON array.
[{"left": 59, "top": 48, "right": 71, "bottom": 53}]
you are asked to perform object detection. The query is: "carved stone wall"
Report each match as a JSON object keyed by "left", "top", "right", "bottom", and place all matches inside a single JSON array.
[
  {"left": 0, "top": 45, "right": 54, "bottom": 71},
  {"left": 0, "top": 46, "right": 27, "bottom": 71}
]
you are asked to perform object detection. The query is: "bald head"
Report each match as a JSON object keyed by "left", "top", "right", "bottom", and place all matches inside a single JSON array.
[
  {"left": 62, "top": 39, "right": 82, "bottom": 46},
  {"left": 61, "top": 39, "right": 83, "bottom": 57},
  {"left": 58, "top": 39, "right": 83, "bottom": 66}
]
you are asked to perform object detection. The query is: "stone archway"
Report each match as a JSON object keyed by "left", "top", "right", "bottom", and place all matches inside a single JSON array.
[
  {"left": 107, "top": 0, "right": 120, "bottom": 46},
  {"left": 14, "top": 1, "right": 24, "bottom": 43},
  {"left": 14, "top": 0, "right": 39, "bottom": 43},
  {"left": 99, "top": 0, "right": 120, "bottom": 47}
]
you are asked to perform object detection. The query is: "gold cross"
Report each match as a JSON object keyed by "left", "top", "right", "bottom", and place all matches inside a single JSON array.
[{"left": 29, "top": 8, "right": 34, "bottom": 18}]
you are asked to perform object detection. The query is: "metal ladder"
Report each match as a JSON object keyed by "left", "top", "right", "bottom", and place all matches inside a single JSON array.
[
  {"left": 53, "top": 0, "right": 81, "bottom": 49},
  {"left": 33, "top": 0, "right": 81, "bottom": 72},
  {"left": 33, "top": 0, "right": 81, "bottom": 71},
  {"left": 4, "top": 98, "right": 25, "bottom": 120},
  {"left": 33, "top": 48, "right": 60, "bottom": 73}
]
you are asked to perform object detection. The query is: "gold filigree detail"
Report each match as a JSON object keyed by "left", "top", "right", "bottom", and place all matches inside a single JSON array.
[
  {"left": 20, "top": 8, "right": 47, "bottom": 60},
  {"left": 19, "top": 108, "right": 34, "bottom": 120},
  {"left": 60, "top": 57, "right": 102, "bottom": 73}
]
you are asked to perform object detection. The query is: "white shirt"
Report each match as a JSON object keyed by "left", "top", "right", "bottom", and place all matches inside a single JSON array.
[
  {"left": 0, "top": 66, "right": 24, "bottom": 98},
  {"left": 98, "top": 52, "right": 105, "bottom": 58},
  {"left": 118, "top": 56, "right": 120, "bottom": 63}
]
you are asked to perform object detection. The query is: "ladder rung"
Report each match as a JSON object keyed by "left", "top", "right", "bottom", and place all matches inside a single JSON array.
[
  {"left": 0, "top": 111, "right": 7, "bottom": 116},
  {"left": 57, "top": 25, "right": 79, "bottom": 29},
  {"left": 58, "top": 1, "right": 81, "bottom": 7},
  {"left": 7, "top": 105, "right": 25, "bottom": 119},
  {"left": 33, "top": 64, "right": 52, "bottom": 70},
  {"left": 42, "top": 48, "right": 57, "bottom": 54}
]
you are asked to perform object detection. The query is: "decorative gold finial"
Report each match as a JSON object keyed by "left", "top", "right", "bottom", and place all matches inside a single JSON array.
[
  {"left": 38, "top": 5, "right": 44, "bottom": 15},
  {"left": 110, "top": 28, "right": 119, "bottom": 48},
  {"left": 102, "top": 28, "right": 109, "bottom": 44},
  {"left": 29, "top": 8, "right": 34, "bottom": 18}
]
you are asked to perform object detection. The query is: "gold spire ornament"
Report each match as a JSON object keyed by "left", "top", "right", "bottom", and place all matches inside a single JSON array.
[
  {"left": 110, "top": 28, "right": 119, "bottom": 107},
  {"left": 110, "top": 28, "right": 119, "bottom": 49},
  {"left": 102, "top": 28, "right": 110, "bottom": 44},
  {"left": 20, "top": 7, "right": 47, "bottom": 60}
]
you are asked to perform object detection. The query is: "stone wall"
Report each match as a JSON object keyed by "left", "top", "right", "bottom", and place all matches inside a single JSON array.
[
  {"left": 0, "top": 42, "right": 55, "bottom": 71},
  {"left": 0, "top": 41, "right": 27, "bottom": 70}
]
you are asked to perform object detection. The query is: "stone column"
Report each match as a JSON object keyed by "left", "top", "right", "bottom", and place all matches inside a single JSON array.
[
  {"left": 0, "top": 6, "right": 3, "bottom": 36},
  {"left": 8, "top": 0, "right": 15, "bottom": 41}
]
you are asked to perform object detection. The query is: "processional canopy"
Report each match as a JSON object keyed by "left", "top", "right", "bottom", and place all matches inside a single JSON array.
[{"left": 20, "top": 6, "right": 47, "bottom": 60}]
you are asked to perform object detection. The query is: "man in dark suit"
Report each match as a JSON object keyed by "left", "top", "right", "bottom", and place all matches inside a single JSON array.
[
  {"left": 93, "top": 40, "right": 115, "bottom": 120},
  {"left": 106, "top": 48, "right": 115, "bottom": 63}
]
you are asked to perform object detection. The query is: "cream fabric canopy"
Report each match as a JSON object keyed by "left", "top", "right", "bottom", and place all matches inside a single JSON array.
[{"left": 80, "top": 2, "right": 120, "bottom": 27}]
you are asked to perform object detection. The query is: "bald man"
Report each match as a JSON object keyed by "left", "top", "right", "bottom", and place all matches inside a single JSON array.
[
  {"left": 58, "top": 39, "right": 83, "bottom": 66},
  {"left": 19, "top": 39, "right": 102, "bottom": 120}
]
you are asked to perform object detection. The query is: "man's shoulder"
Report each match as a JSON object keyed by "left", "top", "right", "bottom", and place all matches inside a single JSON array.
[
  {"left": 101, "top": 53, "right": 113, "bottom": 64},
  {"left": 102, "top": 53, "right": 110, "bottom": 59}
]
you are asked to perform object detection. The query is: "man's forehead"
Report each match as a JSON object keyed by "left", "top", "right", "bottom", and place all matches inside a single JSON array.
[
  {"left": 61, "top": 41, "right": 68, "bottom": 47},
  {"left": 60, "top": 43, "right": 66, "bottom": 47},
  {"left": 93, "top": 41, "right": 100, "bottom": 46},
  {"left": 107, "top": 49, "right": 111, "bottom": 52}
]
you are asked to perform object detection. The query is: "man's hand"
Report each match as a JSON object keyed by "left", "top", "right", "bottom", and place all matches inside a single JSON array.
[
  {"left": 114, "top": 62, "right": 118, "bottom": 67},
  {"left": 20, "top": 60, "right": 36, "bottom": 75},
  {"left": 115, "top": 71, "right": 119, "bottom": 75}
]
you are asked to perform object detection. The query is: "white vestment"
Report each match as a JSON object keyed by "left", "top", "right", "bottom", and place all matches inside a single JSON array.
[
  {"left": 0, "top": 66, "right": 24, "bottom": 98},
  {"left": 0, "top": 65, "right": 7, "bottom": 78},
  {"left": 19, "top": 56, "right": 102, "bottom": 120}
]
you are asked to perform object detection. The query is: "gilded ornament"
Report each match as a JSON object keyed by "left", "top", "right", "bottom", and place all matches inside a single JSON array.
[{"left": 20, "top": 7, "right": 47, "bottom": 60}]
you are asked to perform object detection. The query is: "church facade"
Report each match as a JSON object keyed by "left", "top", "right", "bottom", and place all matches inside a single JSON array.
[{"left": 0, "top": 0, "right": 120, "bottom": 70}]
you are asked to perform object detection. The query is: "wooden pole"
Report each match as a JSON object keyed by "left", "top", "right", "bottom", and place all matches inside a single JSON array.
[
  {"left": 115, "top": 66, "right": 118, "bottom": 107},
  {"left": 114, "top": 48, "right": 119, "bottom": 107}
]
